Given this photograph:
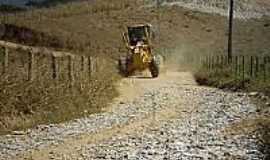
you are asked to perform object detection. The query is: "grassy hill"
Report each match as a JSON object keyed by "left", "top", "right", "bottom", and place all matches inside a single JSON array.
[{"left": 1, "top": 0, "right": 270, "bottom": 58}]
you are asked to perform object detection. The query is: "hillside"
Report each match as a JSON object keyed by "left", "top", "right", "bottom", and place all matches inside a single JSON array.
[
  {"left": 158, "top": 0, "right": 270, "bottom": 19},
  {"left": 1, "top": 0, "right": 270, "bottom": 58},
  {"left": 0, "top": 0, "right": 269, "bottom": 133}
]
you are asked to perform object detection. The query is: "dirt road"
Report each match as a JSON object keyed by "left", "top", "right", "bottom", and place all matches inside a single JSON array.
[{"left": 0, "top": 71, "right": 265, "bottom": 159}]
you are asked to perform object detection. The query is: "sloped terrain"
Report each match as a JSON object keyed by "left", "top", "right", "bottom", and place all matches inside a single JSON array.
[{"left": 1, "top": 0, "right": 269, "bottom": 58}]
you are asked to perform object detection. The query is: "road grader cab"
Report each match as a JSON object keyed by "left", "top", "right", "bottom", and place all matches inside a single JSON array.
[{"left": 118, "top": 24, "right": 159, "bottom": 78}]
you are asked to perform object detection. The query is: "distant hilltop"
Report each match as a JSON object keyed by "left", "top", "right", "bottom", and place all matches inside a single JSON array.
[
  {"left": 0, "top": 0, "right": 43, "bottom": 7},
  {"left": 0, "top": 0, "right": 76, "bottom": 8},
  {"left": 147, "top": 0, "right": 270, "bottom": 19}
]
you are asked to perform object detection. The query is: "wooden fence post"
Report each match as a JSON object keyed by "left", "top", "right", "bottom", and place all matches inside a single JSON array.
[
  {"left": 235, "top": 56, "right": 238, "bottom": 78},
  {"left": 204, "top": 56, "right": 207, "bottom": 69},
  {"left": 2, "top": 47, "right": 9, "bottom": 74},
  {"left": 51, "top": 55, "right": 57, "bottom": 79},
  {"left": 263, "top": 56, "right": 267, "bottom": 82},
  {"left": 214, "top": 55, "right": 218, "bottom": 71},
  {"left": 255, "top": 56, "right": 259, "bottom": 78},
  {"left": 88, "top": 56, "right": 92, "bottom": 78},
  {"left": 207, "top": 55, "right": 210, "bottom": 70},
  {"left": 225, "top": 55, "right": 228, "bottom": 66},
  {"left": 91, "top": 57, "right": 96, "bottom": 73},
  {"left": 216, "top": 55, "right": 220, "bottom": 67},
  {"left": 208, "top": 55, "right": 211, "bottom": 70},
  {"left": 68, "top": 55, "right": 74, "bottom": 83},
  {"left": 101, "top": 58, "right": 106, "bottom": 71},
  {"left": 250, "top": 56, "right": 253, "bottom": 77},
  {"left": 222, "top": 55, "right": 225, "bottom": 67},
  {"left": 81, "top": 56, "right": 85, "bottom": 72},
  {"left": 28, "top": 51, "right": 35, "bottom": 81},
  {"left": 226, "top": 55, "right": 228, "bottom": 66},
  {"left": 242, "top": 56, "right": 245, "bottom": 81},
  {"left": 95, "top": 57, "right": 99, "bottom": 72},
  {"left": 198, "top": 56, "right": 202, "bottom": 67},
  {"left": 204, "top": 55, "right": 207, "bottom": 69},
  {"left": 268, "top": 57, "right": 270, "bottom": 80},
  {"left": 220, "top": 55, "right": 224, "bottom": 68},
  {"left": 210, "top": 55, "right": 214, "bottom": 71}
]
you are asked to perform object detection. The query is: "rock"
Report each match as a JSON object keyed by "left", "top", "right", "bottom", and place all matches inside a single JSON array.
[
  {"left": 12, "top": 131, "right": 25, "bottom": 135},
  {"left": 259, "top": 94, "right": 268, "bottom": 101},
  {"left": 119, "top": 101, "right": 125, "bottom": 104},
  {"left": 249, "top": 92, "right": 259, "bottom": 97},
  {"left": 206, "top": 28, "right": 212, "bottom": 32}
]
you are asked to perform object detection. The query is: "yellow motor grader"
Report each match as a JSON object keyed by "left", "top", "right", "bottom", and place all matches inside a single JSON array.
[{"left": 118, "top": 24, "right": 159, "bottom": 78}]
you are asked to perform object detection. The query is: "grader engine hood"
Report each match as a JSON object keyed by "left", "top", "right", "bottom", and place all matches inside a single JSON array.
[{"left": 133, "top": 45, "right": 152, "bottom": 64}]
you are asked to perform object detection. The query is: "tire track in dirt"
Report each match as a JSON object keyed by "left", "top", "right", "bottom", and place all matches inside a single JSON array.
[{"left": 14, "top": 71, "right": 197, "bottom": 160}]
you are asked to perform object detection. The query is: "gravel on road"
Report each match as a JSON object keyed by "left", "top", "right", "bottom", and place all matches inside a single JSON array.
[{"left": 0, "top": 72, "right": 267, "bottom": 160}]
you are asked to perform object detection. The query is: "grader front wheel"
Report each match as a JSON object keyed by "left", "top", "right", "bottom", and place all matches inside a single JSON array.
[{"left": 149, "top": 58, "right": 159, "bottom": 78}]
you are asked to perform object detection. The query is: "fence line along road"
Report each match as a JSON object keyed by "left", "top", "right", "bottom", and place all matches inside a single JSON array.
[
  {"left": 183, "top": 54, "right": 270, "bottom": 82},
  {"left": 0, "top": 40, "right": 99, "bottom": 82}
]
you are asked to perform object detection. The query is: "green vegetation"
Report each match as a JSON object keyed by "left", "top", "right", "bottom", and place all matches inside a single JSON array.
[
  {"left": 195, "top": 67, "right": 270, "bottom": 95},
  {"left": 0, "top": 4, "right": 25, "bottom": 13},
  {"left": 0, "top": 50, "right": 120, "bottom": 133},
  {"left": 193, "top": 56, "right": 270, "bottom": 96},
  {"left": 26, "top": 0, "right": 76, "bottom": 8},
  {"left": 193, "top": 57, "right": 270, "bottom": 158},
  {"left": 0, "top": 24, "right": 62, "bottom": 48}
]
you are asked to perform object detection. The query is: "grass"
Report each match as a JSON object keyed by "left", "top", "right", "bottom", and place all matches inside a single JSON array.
[
  {"left": 1, "top": 0, "right": 270, "bottom": 57},
  {"left": 0, "top": 0, "right": 269, "bottom": 135},
  {"left": 0, "top": 47, "right": 120, "bottom": 134},
  {"left": 194, "top": 64, "right": 270, "bottom": 95},
  {"left": 193, "top": 62, "right": 270, "bottom": 158},
  {"left": 0, "top": 0, "right": 141, "bottom": 133},
  {"left": 26, "top": 0, "right": 77, "bottom": 8},
  {"left": 0, "top": 77, "right": 117, "bottom": 134},
  {"left": 0, "top": 23, "right": 63, "bottom": 49},
  {"left": 0, "top": 0, "right": 138, "bottom": 133},
  {"left": 0, "top": 0, "right": 142, "bottom": 56},
  {"left": 0, "top": 4, "right": 26, "bottom": 13}
]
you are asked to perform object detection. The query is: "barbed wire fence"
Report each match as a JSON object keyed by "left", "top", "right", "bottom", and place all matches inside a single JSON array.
[{"left": 181, "top": 53, "right": 270, "bottom": 83}]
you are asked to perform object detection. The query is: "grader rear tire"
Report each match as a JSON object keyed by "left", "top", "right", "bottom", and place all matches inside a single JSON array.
[{"left": 149, "top": 58, "right": 159, "bottom": 78}]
